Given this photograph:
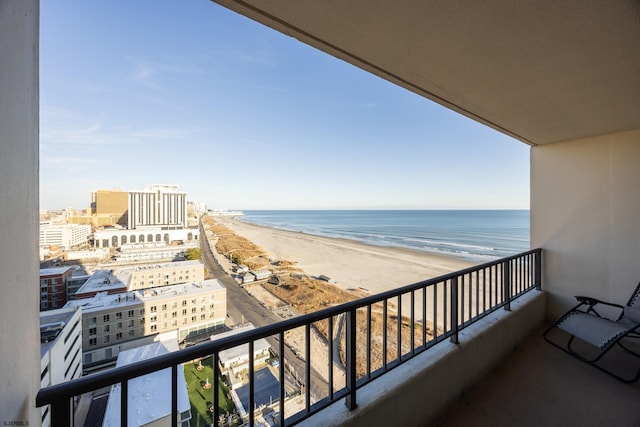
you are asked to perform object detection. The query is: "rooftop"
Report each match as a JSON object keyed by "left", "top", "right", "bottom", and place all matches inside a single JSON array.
[
  {"left": 102, "top": 340, "right": 191, "bottom": 427},
  {"left": 64, "top": 279, "right": 225, "bottom": 314},
  {"left": 212, "top": 325, "right": 271, "bottom": 364},
  {"left": 75, "top": 269, "right": 128, "bottom": 295},
  {"left": 40, "top": 307, "right": 79, "bottom": 357},
  {"left": 39, "top": 266, "right": 72, "bottom": 276},
  {"left": 74, "top": 260, "right": 204, "bottom": 295}
]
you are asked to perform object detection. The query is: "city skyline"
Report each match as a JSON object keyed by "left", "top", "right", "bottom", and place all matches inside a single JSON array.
[{"left": 40, "top": 1, "right": 530, "bottom": 211}]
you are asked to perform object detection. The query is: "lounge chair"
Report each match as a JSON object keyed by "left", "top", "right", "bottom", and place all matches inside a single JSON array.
[{"left": 544, "top": 282, "right": 640, "bottom": 382}]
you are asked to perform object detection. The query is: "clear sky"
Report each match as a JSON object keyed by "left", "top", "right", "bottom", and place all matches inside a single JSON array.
[{"left": 40, "top": 1, "right": 530, "bottom": 211}]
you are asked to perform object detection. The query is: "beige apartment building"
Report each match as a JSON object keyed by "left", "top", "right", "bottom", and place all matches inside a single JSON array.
[
  {"left": 74, "top": 260, "right": 205, "bottom": 299},
  {"left": 126, "top": 260, "right": 205, "bottom": 290},
  {"left": 65, "top": 279, "right": 226, "bottom": 370}
]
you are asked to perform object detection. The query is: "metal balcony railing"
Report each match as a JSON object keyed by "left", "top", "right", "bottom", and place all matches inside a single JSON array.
[{"left": 36, "top": 249, "right": 542, "bottom": 427}]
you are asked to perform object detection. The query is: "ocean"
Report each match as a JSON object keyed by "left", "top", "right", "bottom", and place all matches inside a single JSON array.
[{"left": 240, "top": 210, "right": 530, "bottom": 262}]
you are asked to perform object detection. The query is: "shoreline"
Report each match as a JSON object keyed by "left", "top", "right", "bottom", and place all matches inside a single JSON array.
[{"left": 218, "top": 217, "right": 476, "bottom": 296}]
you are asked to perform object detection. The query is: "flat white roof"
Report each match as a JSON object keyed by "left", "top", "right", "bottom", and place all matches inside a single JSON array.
[
  {"left": 118, "top": 259, "right": 202, "bottom": 273},
  {"left": 65, "top": 279, "right": 225, "bottom": 314},
  {"left": 39, "top": 266, "right": 72, "bottom": 276},
  {"left": 102, "top": 340, "right": 190, "bottom": 427},
  {"left": 76, "top": 260, "right": 203, "bottom": 295},
  {"left": 75, "top": 270, "right": 128, "bottom": 295},
  {"left": 40, "top": 307, "right": 80, "bottom": 357},
  {"left": 211, "top": 325, "right": 271, "bottom": 363}
]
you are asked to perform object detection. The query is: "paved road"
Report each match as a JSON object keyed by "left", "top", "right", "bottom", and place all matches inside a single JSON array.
[{"left": 198, "top": 222, "right": 329, "bottom": 402}]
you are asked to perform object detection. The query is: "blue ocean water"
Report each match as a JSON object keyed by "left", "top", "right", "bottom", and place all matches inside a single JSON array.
[{"left": 240, "top": 210, "right": 530, "bottom": 262}]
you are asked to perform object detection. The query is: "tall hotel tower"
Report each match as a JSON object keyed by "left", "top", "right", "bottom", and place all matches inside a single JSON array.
[{"left": 127, "top": 185, "right": 187, "bottom": 229}]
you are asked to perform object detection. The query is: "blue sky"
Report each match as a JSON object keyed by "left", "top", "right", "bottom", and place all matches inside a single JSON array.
[{"left": 40, "top": 1, "right": 530, "bottom": 211}]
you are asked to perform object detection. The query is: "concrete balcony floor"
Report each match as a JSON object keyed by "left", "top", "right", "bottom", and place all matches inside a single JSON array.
[{"left": 437, "top": 327, "right": 640, "bottom": 427}]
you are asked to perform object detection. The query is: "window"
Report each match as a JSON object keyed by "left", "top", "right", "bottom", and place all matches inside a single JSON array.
[
  {"left": 128, "top": 310, "right": 134, "bottom": 318},
  {"left": 140, "top": 308, "right": 145, "bottom": 316},
  {"left": 128, "top": 320, "right": 135, "bottom": 328},
  {"left": 210, "top": 304, "right": 215, "bottom": 310},
  {"left": 115, "top": 312, "right": 122, "bottom": 320},
  {"left": 103, "top": 314, "right": 110, "bottom": 322},
  {"left": 41, "top": 294, "right": 47, "bottom": 301},
  {"left": 191, "top": 316, "right": 196, "bottom": 322},
  {"left": 182, "top": 309, "right": 187, "bottom": 316},
  {"left": 191, "top": 299, "right": 196, "bottom": 305},
  {"left": 172, "top": 302, "right": 177, "bottom": 309},
  {"left": 128, "top": 330, "right": 135, "bottom": 337},
  {"left": 88, "top": 317, "right": 97, "bottom": 327},
  {"left": 182, "top": 300, "right": 187, "bottom": 307},
  {"left": 161, "top": 304, "right": 167, "bottom": 311},
  {"left": 150, "top": 315, "right": 157, "bottom": 323},
  {"left": 191, "top": 307, "right": 196, "bottom": 314},
  {"left": 200, "top": 314, "right": 205, "bottom": 321},
  {"left": 116, "top": 332, "right": 122, "bottom": 340},
  {"left": 89, "top": 328, "right": 96, "bottom": 336},
  {"left": 89, "top": 338, "right": 96, "bottom": 347},
  {"left": 150, "top": 306, "right": 157, "bottom": 313},
  {"left": 103, "top": 325, "right": 110, "bottom": 333},
  {"left": 172, "top": 311, "right": 177, "bottom": 318},
  {"left": 182, "top": 318, "right": 187, "bottom": 325},
  {"left": 172, "top": 320, "right": 177, "bottom": 327},
  {"left": 116, "top": 322, "right": 122, "bottom": 330},
  {"left": 140, "top": 318, "right": 145, "bottom": 325},
  {"left": 103, "top": 335, "right": 110, "bottom": 343},
  {"left": 200, "top": 306, "right": 205, "bottom": 312},
  {"left": 151, "top": 325, "right": 157, "bottom": 332}
]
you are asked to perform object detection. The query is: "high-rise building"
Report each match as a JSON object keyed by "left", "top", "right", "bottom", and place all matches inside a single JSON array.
[
  {"left": 128, "top": 184, "right": 187, "bottom": 230},
  {"left": 90, "top": 190, "right": 128, "bottom": 227}
]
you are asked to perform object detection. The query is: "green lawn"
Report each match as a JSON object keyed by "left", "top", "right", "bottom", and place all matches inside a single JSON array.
[{"left": 184, "top": 357, "right": 236, "bottom": 426}]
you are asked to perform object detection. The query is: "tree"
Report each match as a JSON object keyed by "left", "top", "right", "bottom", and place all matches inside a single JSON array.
[{"left": 184, "top": 248, "right": 202, "bottom": 261}]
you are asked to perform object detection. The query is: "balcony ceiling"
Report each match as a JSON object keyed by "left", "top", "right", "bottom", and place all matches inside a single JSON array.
[{"left": 212, "top": 1, "right": 640, "bottom": 146}]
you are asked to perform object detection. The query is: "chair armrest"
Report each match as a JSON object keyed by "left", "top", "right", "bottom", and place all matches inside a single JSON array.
[{"left": 574, "top": 295, "right": 624, "bottom": 309}]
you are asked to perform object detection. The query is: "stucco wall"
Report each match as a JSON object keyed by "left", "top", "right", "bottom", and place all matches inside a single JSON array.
[
  {"left": 0, "top": 0, "right": 40, "bottom": 425},
  {"left": 531, "top": 129, "right": 640, "bottom": 319}
]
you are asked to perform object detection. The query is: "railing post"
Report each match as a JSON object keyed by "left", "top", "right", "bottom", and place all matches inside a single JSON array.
[
  {"left": 171, "top": 364, "right": 178, "bottom": 427},
  {"left": 503, "top": 260, "right": 512, "bottom": 311},
  {"left": 121, "top": 380, "right": 128, "bottom": 427},
  {"left": 50, "top": 397, "right": 72, "bottom": 427},
  {"left": 345, "top": 308, "right": 358, "bottom": 410},
  {"left": 535, "top": 249, "right": 542, "bottom": 291},
  {"left": 450, "top": 277, "right": 459, "bottom": 344},
  {"left": 213, "top": 353, "right": 220, "bottom": 427}
]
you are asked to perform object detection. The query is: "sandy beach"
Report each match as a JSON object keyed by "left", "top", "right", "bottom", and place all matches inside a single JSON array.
[{"left": 219, "top": 217, "right": 476, "bottom": 296}]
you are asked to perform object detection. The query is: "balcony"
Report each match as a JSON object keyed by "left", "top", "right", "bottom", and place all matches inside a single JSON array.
[
  {"left": 438, "top": 326, "right": 640, "bottom": 427},
  {"left": 37, "top": 249, "right": 548, "bottom": 426}
]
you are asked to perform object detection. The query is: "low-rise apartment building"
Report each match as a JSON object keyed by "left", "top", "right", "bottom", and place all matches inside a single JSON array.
[
  {"left": 65, "top": 279, "right": 226, "bottom": 370},
  {"left": 40, "top": 266, "right": 73, "bottom": 311},
  {"left": 74, "top": 260, "right": 205, "bottom": 299}
]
